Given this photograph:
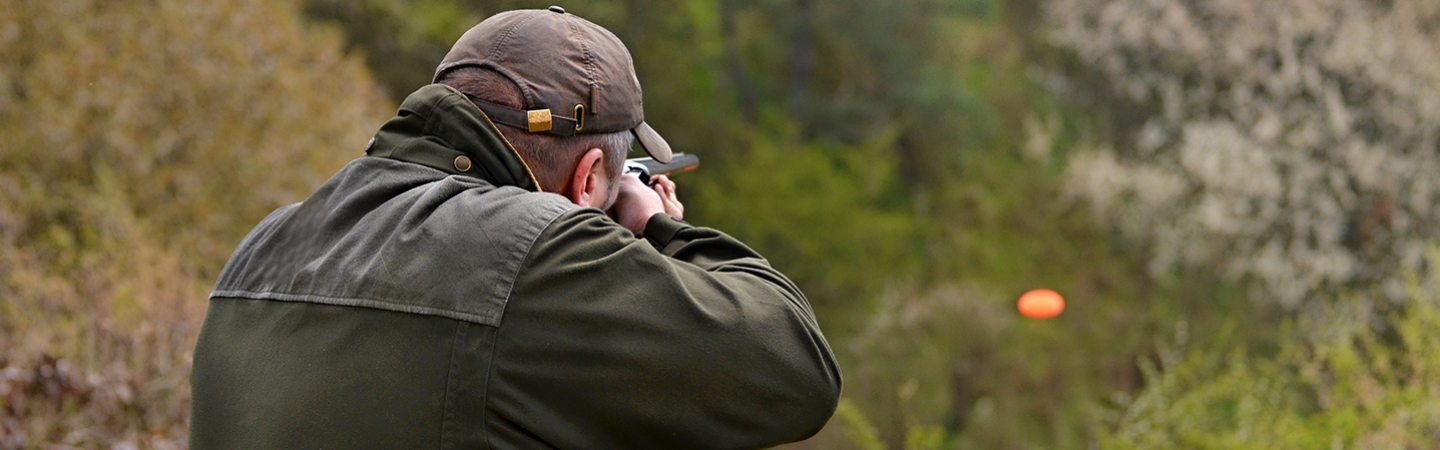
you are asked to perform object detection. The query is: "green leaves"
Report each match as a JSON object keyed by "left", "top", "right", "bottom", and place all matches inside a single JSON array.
[
  {"left": 0, "top": 0, "right": 392, "bottom": 445},
  {"left": 689, "top": 123, "right": 919, "bottom": 323},
  {"left": 1103, "top": 262, "right": 1440, "bottom": 449}
]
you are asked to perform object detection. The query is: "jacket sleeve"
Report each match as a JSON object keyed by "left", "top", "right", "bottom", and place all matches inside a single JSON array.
[{"left": 488, "top": 210, "right": 843, "bottom": 449}]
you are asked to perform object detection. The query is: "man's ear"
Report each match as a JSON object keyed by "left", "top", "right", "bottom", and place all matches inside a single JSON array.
[{"left": 568, "top": 147, "right": 608, "bottom": 208}]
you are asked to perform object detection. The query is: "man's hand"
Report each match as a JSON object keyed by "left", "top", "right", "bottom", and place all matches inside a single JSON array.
[
  {"left": 650, "top": 175, "right": 684, "bottom": 220},
  {"left": 608, "top": 174, "right": 684, "bottom": 235}
]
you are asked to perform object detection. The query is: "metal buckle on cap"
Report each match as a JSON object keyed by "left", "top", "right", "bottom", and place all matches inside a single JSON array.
[{"left": 527, "top": 109, "right": 553, "bottom": 132}]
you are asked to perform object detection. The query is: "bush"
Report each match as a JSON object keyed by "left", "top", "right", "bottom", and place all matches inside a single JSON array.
[
  {"left": 0, "top": 0, "right": 390, "bottom": 446},
  {"left": 1100, "top": 249, "right": 1440, "bottom": 449},
  {"left": 1050, "top": 0, "right": 1440, "bottom": 306}
]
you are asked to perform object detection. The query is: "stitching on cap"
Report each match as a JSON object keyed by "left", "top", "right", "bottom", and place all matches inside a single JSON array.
[
  {"left": 564, "top": 20, "right": 598, "bottom": 90},
  {"left": 490, "top": 14, "right": 538, "bottom": 62}
]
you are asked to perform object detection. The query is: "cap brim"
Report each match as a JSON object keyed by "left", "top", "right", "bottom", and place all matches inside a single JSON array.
[{"left": 632, "top": 122, "right": 673, "bottom": 163}]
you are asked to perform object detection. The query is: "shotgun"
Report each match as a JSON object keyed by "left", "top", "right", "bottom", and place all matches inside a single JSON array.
[{"left": 623, "top": 153, "right": 699, "bottom": 185}]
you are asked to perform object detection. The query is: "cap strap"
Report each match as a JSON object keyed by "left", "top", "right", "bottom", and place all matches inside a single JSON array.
[{"left": 467, "top": 97, "right": 580, "bottom": 137}]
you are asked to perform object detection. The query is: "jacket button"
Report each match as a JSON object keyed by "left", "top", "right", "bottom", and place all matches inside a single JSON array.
[{"left": 454, "top": 155, "right": 473, "bottom": 172}]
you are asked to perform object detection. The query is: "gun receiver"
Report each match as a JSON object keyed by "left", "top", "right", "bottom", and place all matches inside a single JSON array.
[{"left": 624, "top": 153, "right": 699, "bottom": 184}]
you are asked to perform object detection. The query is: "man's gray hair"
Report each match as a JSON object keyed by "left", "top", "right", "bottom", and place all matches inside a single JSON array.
[{"left": 437, "top": 66, "right": 633, "bottom": 193}]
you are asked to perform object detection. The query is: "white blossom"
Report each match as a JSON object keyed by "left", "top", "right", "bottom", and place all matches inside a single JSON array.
[{"left": 1048, "top": 0, "right": 1440, "bottom": 304}]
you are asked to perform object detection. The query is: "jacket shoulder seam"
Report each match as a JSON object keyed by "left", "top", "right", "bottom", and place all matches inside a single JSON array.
[
  {"left": 209, "top": 290, "right": 501, "bottom": 326},
  {"left": 480, "top": 319, "right": 501, "bottom": 450},
  {"left": 497, "top": 196, "right": 577, "bottom": 312},
  {"left": 438, "top": 321, "right": 465, "bottom": 450},
  {"left": 483, "top": 196, "right": 573, "bottom": 448}
]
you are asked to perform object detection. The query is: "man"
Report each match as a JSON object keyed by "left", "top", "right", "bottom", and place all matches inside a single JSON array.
[{"left": 189, "top": 6, "right": 842, "bottom": 449}]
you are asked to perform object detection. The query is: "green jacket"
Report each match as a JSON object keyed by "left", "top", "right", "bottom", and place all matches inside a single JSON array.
[{"left": 189, "top": 85, "right": 842, "bottom": 449}]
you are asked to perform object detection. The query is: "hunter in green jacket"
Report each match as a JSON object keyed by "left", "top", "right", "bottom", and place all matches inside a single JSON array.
[{"left": 189, "top": 8, "right": 842, "bottom": 450}]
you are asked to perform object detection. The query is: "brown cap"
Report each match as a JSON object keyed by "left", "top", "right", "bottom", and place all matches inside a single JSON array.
[{"left": 433, "top": 7, "right": 673, "bottom": 163}]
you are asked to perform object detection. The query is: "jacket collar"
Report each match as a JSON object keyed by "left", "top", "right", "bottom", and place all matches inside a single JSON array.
[{"left": 366, "top": 84, "right": 541, "bottom": 191}]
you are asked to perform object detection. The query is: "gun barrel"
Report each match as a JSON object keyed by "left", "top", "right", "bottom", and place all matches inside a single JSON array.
[{"left": 624, "top": 153, "right": 699, "bottom": 184}]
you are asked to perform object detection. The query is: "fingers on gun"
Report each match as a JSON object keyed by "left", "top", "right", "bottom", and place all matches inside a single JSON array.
[
  {"left": 650, "top": 176, "right": 674, "bottom": 199},
  {"left": 649, "top": 175, "right": 676, "bottom": 192},
  {"left": 649, "top": 175, "right": 683, "bottom": 219}
]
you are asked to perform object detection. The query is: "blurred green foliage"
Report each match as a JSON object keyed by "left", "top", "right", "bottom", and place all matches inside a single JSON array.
[
  {"left": 1101, "top": 255, "right": 1440, "bottom": 448},
  {"left": 691, "top": 124, "right": 920, "bottom": 309},
  {"left": 0, "top": 0, "right": 390, "bottom": 446}
]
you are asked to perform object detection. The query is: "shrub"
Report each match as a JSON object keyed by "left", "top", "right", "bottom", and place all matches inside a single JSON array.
[
  {"left": 1049, "top": 0, "right": 1440, "bottom": 306},
  {"left": 1100, "top": 249, "right": 1440, "bottom": 449},
  {"left": 0, "top": 0, "right": 390, "bottom": 446}
]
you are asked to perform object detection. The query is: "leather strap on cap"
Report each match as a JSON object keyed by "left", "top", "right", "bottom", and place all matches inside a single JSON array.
[{"left": 467, "top": 97, "right": 580, "bottom": 137}]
